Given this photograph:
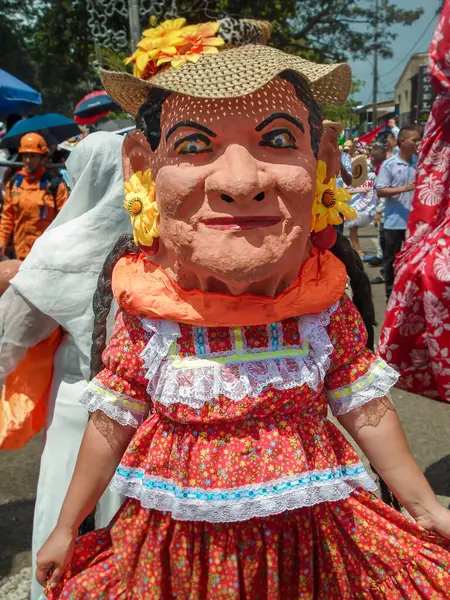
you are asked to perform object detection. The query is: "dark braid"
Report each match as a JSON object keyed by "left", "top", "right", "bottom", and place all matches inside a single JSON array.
[
  {"left": 330, "top": 233, "right": 375, "bottom": 351},
  {"left": 90, "top": 234, "right": 140, "bottom": 380}
]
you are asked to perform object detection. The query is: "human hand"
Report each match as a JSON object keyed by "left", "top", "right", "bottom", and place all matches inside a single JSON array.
[
  {"left": 404, "top": 181, "right": 415, "bottom": 192},
  {"left": 374, "top": 213, "right": 381, "bottom": 225},
  {"left": 413, "top": 503, "right": 450, "bottom": 540},
  {"left": 36, "top": 525, "right": 75, "bottom": 588}
]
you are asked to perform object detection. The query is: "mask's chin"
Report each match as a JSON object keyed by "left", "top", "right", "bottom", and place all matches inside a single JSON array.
[{"left": 167, "top": 232, "right": 308, "bottom": 295}]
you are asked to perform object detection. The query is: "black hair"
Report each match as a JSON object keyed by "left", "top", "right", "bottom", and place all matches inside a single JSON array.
[
  {"left": 329, "top": 233, "right": 375, "bottom": 351},
  {"left": 90, "top": 234, "right": 140, "bottom": 379},
  {"left": 398, "top": 125, "right": 420, "bottom": 144},
  {"left": 136, "top": 87, "right": 172, "bottom": 151}
]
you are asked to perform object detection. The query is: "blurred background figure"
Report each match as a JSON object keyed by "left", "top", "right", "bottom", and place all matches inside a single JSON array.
[
  {"left": 376, "top": 126, "right": 421, "bottom": 299},
  {"left": 0, "top": 133, "right": 68, "bottom": 260},
  {"left": 385, "top": 132, "right": 399, "bottom": 158}
]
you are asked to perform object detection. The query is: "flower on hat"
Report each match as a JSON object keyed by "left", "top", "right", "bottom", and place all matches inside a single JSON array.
[
  {"left": 157, "top": 22, "right": 225, "bottom": 68},
  {"left": 124, "top": 18, "right": 225, "bottom": 79},
  {"left": 124, "top": 169, "right": 159, "bottom": 246},
  {"left": 311, "top": 160, "right": 356, "bottom": 232}
]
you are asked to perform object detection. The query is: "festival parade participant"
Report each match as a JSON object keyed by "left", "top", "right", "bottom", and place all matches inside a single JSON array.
[
  {"left": 0, "top": 132, "right": 129, "bottom": 599},
  {"left": 0, "top": 133, "right": 68, "bottom": 260},
  {"left": 379, "top": 1, "right": 450, "bottom": 403},
  {"left": 35, "top": 15, "right": 450, "bottom": 599}
]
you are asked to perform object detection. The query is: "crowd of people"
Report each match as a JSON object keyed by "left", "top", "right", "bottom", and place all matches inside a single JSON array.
[
  {"left": 331, "top": 122, "right": 421, "bottom": 301},
  {"left": 0, "top": 3, "right": 449, "bottom": 599}
]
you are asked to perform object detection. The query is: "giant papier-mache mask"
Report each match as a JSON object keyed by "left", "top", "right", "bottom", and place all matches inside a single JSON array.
[{"left": 102, "top": 17, "right": 354, "bottom": 295}]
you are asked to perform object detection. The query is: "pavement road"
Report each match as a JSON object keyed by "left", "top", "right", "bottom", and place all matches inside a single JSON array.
[{"left": 0, "top": 227, "right": 449, "bottom": 596}]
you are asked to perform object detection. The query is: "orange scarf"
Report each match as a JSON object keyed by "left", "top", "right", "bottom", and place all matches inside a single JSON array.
[{"left": 113, "top": 248, "right": 347, "bottom": 327}]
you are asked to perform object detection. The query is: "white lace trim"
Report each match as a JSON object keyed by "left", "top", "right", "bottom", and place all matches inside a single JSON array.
[
  {"left": 327, "top": 357, "right": 400, "bottom": 416},
  {"left": 140, "top": 303, "right": 339, "bottom": 408},
  {"left": 110, "top": 463, "right": 377, "bottom": 522},
  {"left": 79, "top": 378, "right": 149, "bottom": 428}
]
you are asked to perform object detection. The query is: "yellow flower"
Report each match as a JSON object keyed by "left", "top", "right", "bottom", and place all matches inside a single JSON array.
[
  {"left": 157, "top": 22, "right": 225, "bottom": 68},
  {"left": 124, "top": 19, "right": 225, "bottom": 77},
  {"left": 124, "top": 170, "right": 159, "bottom": 247},
  {"left": 142, "top": 17, "right": 187, "bottom": 40},
  {"left": 311, "top": 160, "right": 356, "bottom": 232}
]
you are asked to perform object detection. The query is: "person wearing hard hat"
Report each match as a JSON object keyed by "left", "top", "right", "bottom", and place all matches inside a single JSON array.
[{"left": 0, "top": 133, "right": 68, "bottom": 260}]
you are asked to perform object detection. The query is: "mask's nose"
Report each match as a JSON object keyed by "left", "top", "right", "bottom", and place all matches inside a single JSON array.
[{"left": 205, "top": 144, "right": 274, "bottom": 205}]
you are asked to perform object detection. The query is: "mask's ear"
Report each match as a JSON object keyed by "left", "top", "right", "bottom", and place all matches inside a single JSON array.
[
  {"left": 122, "top": 129, "right": 153, "bottom": 181},
  {"left": 318, "top": 126, "right": 341, "bottom": 183}
]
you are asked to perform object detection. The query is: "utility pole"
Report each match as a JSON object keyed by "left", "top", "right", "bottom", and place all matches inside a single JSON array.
[
  {"left": 372, "top": 0, "right": 379, "bottom": 128},
  {"left": 128, "top": 0, "right": 141, "bottom": 51}
]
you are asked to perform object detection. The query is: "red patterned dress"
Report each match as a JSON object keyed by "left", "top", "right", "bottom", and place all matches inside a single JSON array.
[
  {"left": 45, "top": 295, "right": 450, "bottom": 599},
  {"left": 379, "top": 1, "right": 450, "bottom": 402}
]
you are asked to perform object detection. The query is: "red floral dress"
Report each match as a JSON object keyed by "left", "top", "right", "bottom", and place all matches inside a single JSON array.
[
  {"left": 45, "top": 295, "right": 450, "bottom": 599},
  {"left": 379, "top": 1, "right": 450, "bottom": 402}
]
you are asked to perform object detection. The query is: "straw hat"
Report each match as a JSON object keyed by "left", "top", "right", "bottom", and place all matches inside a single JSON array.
[
  {"left": 343, "top": 139, "right": 353, "bottom": 149},
  {"left": 351, "top": 155, "right": 368, "bottom": 187},
  {"left": 322, "top": 120, "right": 344, "bottom": 135},
  {"left": 101, "top": 18, "right": 351, "bottom": 116}
]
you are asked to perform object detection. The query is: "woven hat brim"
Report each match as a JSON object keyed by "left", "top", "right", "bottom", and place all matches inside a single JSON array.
[{"left": 101, "top": 45, "right": 351, "bottom": 116}]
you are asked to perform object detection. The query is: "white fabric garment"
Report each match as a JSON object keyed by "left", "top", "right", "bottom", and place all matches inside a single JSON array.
[
  {"left": 8, "top": 131, "right": 132, "bottom": 380},
  {"left": 0, "top": 131, "right": 131, "bottom": 599}
]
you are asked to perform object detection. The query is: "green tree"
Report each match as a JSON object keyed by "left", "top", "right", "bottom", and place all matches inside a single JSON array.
[
  {"left": 0, "top": 0, "right": 38, "bottom": 93},
  {"left": 29, "top": 0, "right": 98, "bottom": 115},
  {"left": 212, "top": 0, "right": 423, "bottom": 63},
  {"left": 322, "top": 80, "right": 363, "bottom": 128}
]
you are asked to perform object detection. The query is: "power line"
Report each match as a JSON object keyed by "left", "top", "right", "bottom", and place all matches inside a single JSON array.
[{"left": 379, "top": 13, "right": 436, "bottom": 79}]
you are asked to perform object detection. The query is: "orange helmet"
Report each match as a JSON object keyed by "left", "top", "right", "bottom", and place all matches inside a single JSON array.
[{"left": 18, "top": 132, "right": 48, "bottom": 155}]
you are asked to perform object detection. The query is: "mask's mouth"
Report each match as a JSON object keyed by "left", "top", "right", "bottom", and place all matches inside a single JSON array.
[{"left": 201, "top": 216, "right": 281, "bottom": 231}]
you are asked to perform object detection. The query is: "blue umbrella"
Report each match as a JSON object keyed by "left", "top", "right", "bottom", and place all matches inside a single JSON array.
[
  {"left": 1, "top": 113, "right": 81, "bottom": 149},
  {"left": 0, "top": 69, "right": 42, "bottom": 118}
]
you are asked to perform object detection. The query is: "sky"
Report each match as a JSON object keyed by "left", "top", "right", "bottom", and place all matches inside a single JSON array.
[{"left": 350, "top": 0, "right": 441, "bottom": 105}]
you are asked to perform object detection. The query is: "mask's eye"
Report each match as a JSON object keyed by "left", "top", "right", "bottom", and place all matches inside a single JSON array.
[
  {"left": 260, "top": 128, "right": 298, "bottom": 150},
  {"left": 174, "top": 133, "right": 212, "bottom": 155}
]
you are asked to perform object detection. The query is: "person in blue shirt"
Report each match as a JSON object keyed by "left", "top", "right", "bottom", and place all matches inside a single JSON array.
[{"left": 375, "top": 125, "right": 421, "bottom": 299}]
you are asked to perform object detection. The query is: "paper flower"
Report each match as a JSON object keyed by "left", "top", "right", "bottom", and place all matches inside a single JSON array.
[
  {"left": 157, "top": 22, "right": 225, "bottom": 68},
  {"left": 124, "top": 169, "right": 159, "bottom": 246},
  {"left": 125, "top": 19, "right": 225, "bottom": 79},
  {"left": 311, "top": 160, "right": 356, "bottom": 232}
]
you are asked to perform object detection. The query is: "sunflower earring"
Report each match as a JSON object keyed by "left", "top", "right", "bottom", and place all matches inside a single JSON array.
[
  {"left": 124, "top": 169, "right": 160, "bottom": 254},
  {"left": 310, "top": 160, "right": 356, "bottom": 249}
]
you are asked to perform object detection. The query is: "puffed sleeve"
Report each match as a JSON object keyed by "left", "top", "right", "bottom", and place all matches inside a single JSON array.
[
  {"left": 326, "top": 295, "right": 399, "bottom": 416},
  {"left": 79, "top": 310, "right": 152, "bottom": 428}
]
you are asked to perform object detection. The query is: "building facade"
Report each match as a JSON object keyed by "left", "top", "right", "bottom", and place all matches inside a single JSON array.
[{"left": 395, "top": 53, "right": 434, "bottom": 126}]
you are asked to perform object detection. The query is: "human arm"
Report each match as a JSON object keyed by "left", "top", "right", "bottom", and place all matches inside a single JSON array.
[
  {"left": 35, "top": 310, "right": 152, "bottom": 588},
  {"left": 36, "top": 412, "right": 134, "bottom": 587},
  {"left": 326, "top": 297, "right": 450, "bottom": 536},
  {"left": 376, "top": 182, "right": 415, "bottom": 197},
  {"left": 0, "top": 186, "right": 16, "bottom": 255},
  {"left": 338, "top": 399, "right": 450, "bottom": 535},
  {"left": 55, "top": 181, "right": 69, "bottom": 211},
  {"left": 374, "top": 160, "right": 415, "bottom": 198}
]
